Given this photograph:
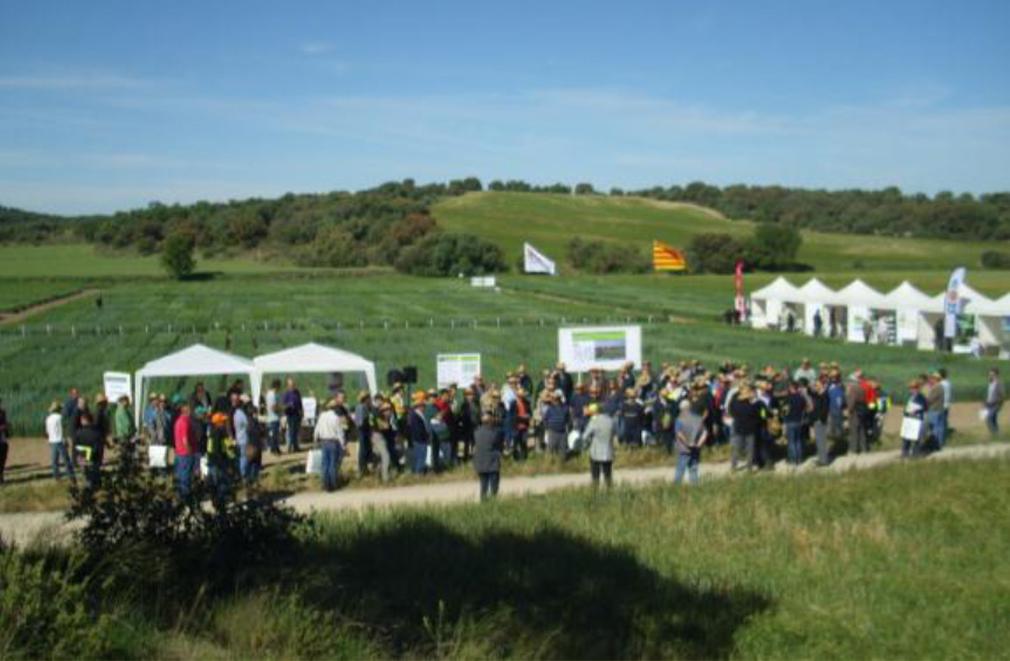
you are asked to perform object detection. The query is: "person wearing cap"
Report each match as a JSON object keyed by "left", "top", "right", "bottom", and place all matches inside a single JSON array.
[
  {"left": 581, "top": 403, "right": 616, "bottom": 489},
  {"left": 674, "top": 399, "right": 709, "bottom": 485},
  {"left": 314, "top": 397, "right": 346, "bottom": 491},
  {"left": 902, "top": 380, "right": 928, "bottom": 458},
  {"left": 407, "top": 390, "right": 432, "bottom": 474},
  {"left": 45, "top": 400, "right": 75, "bottom": 481},
  {"left": 984, "top": 367, "right": 1004, "bottom": 438},
  {"left": 473, "top": 413, "right": 503, "bottom": 501}
]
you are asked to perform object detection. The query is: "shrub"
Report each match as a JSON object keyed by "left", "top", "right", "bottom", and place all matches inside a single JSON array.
[
  {"left": 687, "top": 233, "right": 746, "bottom": 274},
  {"left": 160, "top": 232, "right": 196, "bottom": 279},
  {"left": 980, "top": 250, "right": 1010, "bottom": 269},
  {"left": 395, "top": 232, "right": 507, "bottom": 276},
  {"left": 567, "top": 237, "right": 651, "bottom": 274}
]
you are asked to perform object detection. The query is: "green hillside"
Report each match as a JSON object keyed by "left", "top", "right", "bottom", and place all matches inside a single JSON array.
[{"left": 433, "top": 192, "right": 993, "bottom": 272}]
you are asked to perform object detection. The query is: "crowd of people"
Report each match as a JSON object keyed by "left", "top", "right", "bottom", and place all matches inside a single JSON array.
[{"left": 18, "top": 357, "right": 1007, "bottom": 500}]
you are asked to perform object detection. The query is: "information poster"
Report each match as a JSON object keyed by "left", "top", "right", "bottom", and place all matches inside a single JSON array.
[
  {"left": 103, "top": 371, "right": 132, "bottom": 402},
  {"left": 558, "top": 326, "right": 642, "bottom": 372},
  {"left": 436, "top": 353, "right": 482, "bottom": 388}
]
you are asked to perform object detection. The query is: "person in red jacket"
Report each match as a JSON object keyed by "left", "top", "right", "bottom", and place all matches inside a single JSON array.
[{"left": 173, "top": 403, "right": 197, "bottom": 498}]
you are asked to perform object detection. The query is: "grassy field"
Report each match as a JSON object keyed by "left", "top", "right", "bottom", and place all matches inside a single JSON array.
[
  {"left": 7, "top": 456, "right": 1008, "bottom": 659},
  {"left": 434, "top": 192, "right": 996, "bottom": 272},
  {"left": 0, "top": 273, "right": 1002, "bottom": 435},
  {"left": 0, "top": 280, "right": 89, "bottom": 313},
  {"left": 0, "top": 244, "right": 302, "bottom": 278}
]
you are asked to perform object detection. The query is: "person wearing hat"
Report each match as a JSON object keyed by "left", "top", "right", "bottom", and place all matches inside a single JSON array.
[
  {"left": 371, "top": 398, "right": 396, "bottom": 482},
  {"left": 581, "top": 403, "right": 616, "bottom": 489},
  {"left": 313, "top": 397, "right": 346, "bottom": 491},
  {"left": 901, "top": 380, "right": 928, "bottom": 458},
  {"left": 407, "top": 390, "right": 432, "bottom": 474},
  {"left": 473, "top": 412, "right": 504, "bottom": 501},
  {"left": 45, "top": 400, "right": 75, "bottom": 481},
  {"left": 512, "top": 386, "right": 532, "bottom": 461},
  {"left": 674, "top": 399, "right": 709, "bottom": 485}
]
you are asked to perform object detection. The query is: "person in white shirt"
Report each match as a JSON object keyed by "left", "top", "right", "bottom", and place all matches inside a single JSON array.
[
  {"left": 46, "top": 401, "right": 75, "bottom": 480},
  {"left": 314, "top": 398, "right": 346, "bottom": 492},
  {"left": 264, "top": 379, "right": 281, "bottom": 454}
]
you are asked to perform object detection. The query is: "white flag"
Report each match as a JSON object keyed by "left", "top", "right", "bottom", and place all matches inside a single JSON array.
[{"left": 523, "top": 242, "right": 557, "bottom": 275}]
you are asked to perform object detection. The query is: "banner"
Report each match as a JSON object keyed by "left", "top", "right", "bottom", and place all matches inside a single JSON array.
[
  {"left": 734, "top": 260, "right": 746, "bottom": 318},
  {"left": 103, "top": 371, "right": 132, "bottom": 402},
  {"left": 523, "top": 242, "right": 557, "bottom": 275},
  {"left": 558, "top": 326, "right": 642, "bottom": 372},
  {"left": 652, "top": 240, "right": 687, "bottom": 272},
  {"left": 469, "top": 276, "right": 496, "bottom": 288},
  {"left": 436, "top": 353, "right": 482, "bottom": 389},
  {"left": 944, "top": 267, "right": 966, "bottom": 339}
]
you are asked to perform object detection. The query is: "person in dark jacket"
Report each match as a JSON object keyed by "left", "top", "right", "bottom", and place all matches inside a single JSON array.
[
  {"left": 542, "top": 393, "right": 569, "bottom": 456},
  {"left": 74, "top": 411, "right": 104, "bottom": 489},
  {"left": 458, "top": 388, "right": 480, "bottom": 461},
  {"left": 809, "top": 379, "right": 831, "bottom": 465},
  {"left": 619, "top": 389, "right": 644, "bottom": 447},
  {"left": 782, "top": 382, "right": 808, "bottom": 466},
  {"left": 473, "top": 414, "right": 503, "bottom": 501},
  {"left": 729, "top": 385, "right": 760, "bottom": 471},
  {"left": 407, "top": 391, "right": 431, "bottom": 473},
  {"left": 555, "top": 362, "right": 574, "bottom": 404}
]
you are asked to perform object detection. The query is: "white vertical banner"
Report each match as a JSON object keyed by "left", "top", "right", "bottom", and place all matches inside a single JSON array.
[{"left": 944, "top": 267, "right": 966, "bottom": 339}]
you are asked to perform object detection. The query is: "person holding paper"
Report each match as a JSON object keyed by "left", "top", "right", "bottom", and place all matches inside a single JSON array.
[{"left": 901, "top": 380, "right": 928, "bottom": 458}]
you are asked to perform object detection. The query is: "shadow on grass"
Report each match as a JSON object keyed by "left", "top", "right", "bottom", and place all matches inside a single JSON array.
[{"left": 300, "top": 517, "right": 771, "bottom": 659}]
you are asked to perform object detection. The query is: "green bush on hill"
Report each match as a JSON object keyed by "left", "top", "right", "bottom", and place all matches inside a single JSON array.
[
  {"left": 688, "top": 224, "right": 804, "bottom": 273},
  {"left": 567, "top": 237, "right": 651, "bottom": 274},
  {"left": 980, "top": 250, "right": 1010, "bottom": 269},
  {"left": 396, "top": 232, "right": 507, "bottom": 276}
]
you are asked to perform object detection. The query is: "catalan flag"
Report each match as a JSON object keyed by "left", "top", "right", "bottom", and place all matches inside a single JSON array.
[{"left": 652, "top": 240, "right": 687, "bottom": 272}]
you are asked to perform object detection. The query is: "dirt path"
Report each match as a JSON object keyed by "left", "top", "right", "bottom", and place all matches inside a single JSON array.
[
  {"left": 4, "top": 441, "right": 1006, "bottom": 549},
  {"left": 0, "top": 288, "right": 98, "bottom": 326}
]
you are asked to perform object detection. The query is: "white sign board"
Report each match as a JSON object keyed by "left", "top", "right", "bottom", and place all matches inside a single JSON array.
[
  {"left": 103, "top": 371, "right": 132, "bottom": 402},
  {"left": 436, "top": 353, "right": 482, "bottom": 389},
  {"left": 302, "top": 397, "right": 318, "bottom": 422},
  {"left": 558, "top": 326, "right": 642, "bottom": 373},
  {"left": 470, "top": 276, "right": 496, "bottom": 288},
  {"left": 900, "top": 417, "right": 923, "bottom": 441}
]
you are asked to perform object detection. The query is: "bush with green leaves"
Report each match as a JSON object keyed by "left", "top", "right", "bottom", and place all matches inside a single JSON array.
[
  {"left": 980, "top": 250, "right": 1010, "bottom": 269},
  {"left": 160, "top": 232, "right": 196, "bottom": 279},
  {"left": 395, "top": 232, "right": 507, "bottom": 276},
  {"left": 567, "top": 237, "right": 651, "bottom": 274}
]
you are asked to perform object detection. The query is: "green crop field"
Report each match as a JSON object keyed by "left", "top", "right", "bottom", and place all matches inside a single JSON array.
[
  {"left": 6, "top": 457, "right": 1009, "bottom": 659},
  {"left": 434, "top": 192, "right": 995, "bottom": 272},
  {"left": 0, "top": 273, "right": 1001, "bottom": 436},
  {"left": 0, "top": 244, "right": 299, "bottom": 278},
  {"left": 0, "top": 280, "right": 89, "bottom": 313}
]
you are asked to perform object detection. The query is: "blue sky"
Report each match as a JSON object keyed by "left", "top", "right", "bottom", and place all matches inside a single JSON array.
[{"left": 1, "top": 0, "right": 1008, "bottom": 214}]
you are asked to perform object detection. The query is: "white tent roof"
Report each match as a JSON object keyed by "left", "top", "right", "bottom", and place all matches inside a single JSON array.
[
  {"left": 797, "top": 278, "right": 840, "bottom": 305},
  {"left": 835, "top": 279, "right": 888, "bottom": 308},
  {"left": 134, "top": 343, "right": 260, "bottom": 426},
  {"left": 884, "top": 281, "right": 940, "bottom": 312},
  {"left": 751, "top": 276, "right": 802, "bottom": 302},
  {"left": 253, "top": 342, "right": 377, "bottom": 394}
]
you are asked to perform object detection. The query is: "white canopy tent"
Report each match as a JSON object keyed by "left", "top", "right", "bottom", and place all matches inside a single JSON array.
[
  {"left": 133, "top": 344, "right": 260, "bottom": 428},
  {"left": 253, "top": 342, "right": 378, "bottom": 396},
  {"left": 749, "top": 277, "right": 802, "bottom": 329},
  {"left": 797, "top": 278, "right": 841, "bottom": 336},
  {"left": 835, "top": 280, "right": 890, "bottom": 343},
  {"left": 883, "top": 281, "right": 940, "bottom": 347},
  {"left": 964, "top": 293, "right": 1010, "bottom": 355}
]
